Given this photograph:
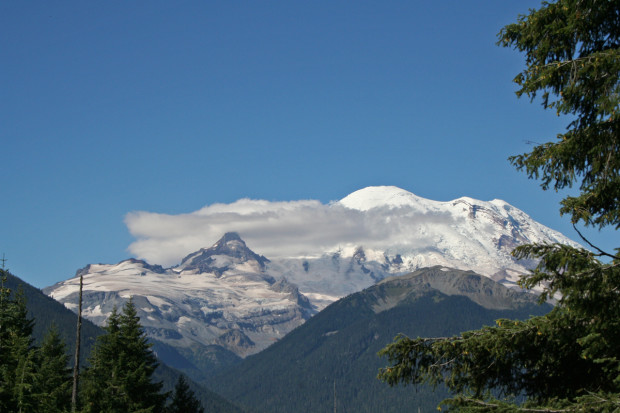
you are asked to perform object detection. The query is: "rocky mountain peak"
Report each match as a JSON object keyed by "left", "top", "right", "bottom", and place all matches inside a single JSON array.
[
  {"left": 178, "top": 232, "right": 270, "bottom": 275},
  {"left": 352, "top": 246, "right": 366, "bottom": 263},
  {"left": 269, "top": 278, "right": 313, "bottom": 310},
  {"left": 210, "top": 232, "right": 259, "bottom": 258},
  {"left": 338, "top": 185, "right": 430, "bottom": 211},
  {"left": 214, "top": 231, "right": 243, "bottom": 246}
]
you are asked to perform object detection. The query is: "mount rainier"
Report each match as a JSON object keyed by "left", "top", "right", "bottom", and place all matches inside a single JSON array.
[{"left": 44, "top": 186, "right": 580, "bottom": 372}]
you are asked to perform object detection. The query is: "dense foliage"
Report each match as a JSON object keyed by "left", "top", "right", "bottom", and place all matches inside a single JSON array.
[
  {"left": 80, "top": 299, "right": 168, "bottom": 413},
  {"left": 166, "top": 375, "right": 204, "bottom": 413},
  {"left": 503, "top": 0, "right": 619, "bottom": 230},
  {"left": 0, "top": 269, "right": 72, "bottom": 412},
  {"left": 378, "top": 1, "right": 619, "bottom": 411},
  {"left": 3, "top": 271, "right": 104, "bottom": 366}
]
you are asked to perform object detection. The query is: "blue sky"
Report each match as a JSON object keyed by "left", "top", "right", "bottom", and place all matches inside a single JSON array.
[{"left": 2, "top": 1, "right": 615, "bottom": 288}]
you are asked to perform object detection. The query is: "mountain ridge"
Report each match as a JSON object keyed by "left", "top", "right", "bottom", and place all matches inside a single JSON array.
[
  {"left": 44, "top": 233, "right": 315, "bottom": 375},
  {"left": 206, "top": 266, "right": 552, "bottom": 412},
  {"left": 44, "top": 186, "right": 579, "bottom": 380}
]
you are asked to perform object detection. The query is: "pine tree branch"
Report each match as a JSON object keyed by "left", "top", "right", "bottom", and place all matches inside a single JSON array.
[
  {"left": 571, "top": 223, "right": 619, "bottom": 260},
  {"left": 458, "top": 398, "right": 568, "bottom": 412},
  {"left": 455, "top": 391, "right": 620, "bottom": 412},
  {"left": 540, "top": 50, "right": 619, "bottom": 69}
]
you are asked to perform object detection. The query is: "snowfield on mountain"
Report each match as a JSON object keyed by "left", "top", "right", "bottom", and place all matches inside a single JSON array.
[{"left": 44, "top": 186, "right": 580, "bottom": 362}]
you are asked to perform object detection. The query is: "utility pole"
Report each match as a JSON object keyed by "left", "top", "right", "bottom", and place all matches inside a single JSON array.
[
  {"left": 1, "top": 254, "right": 6, "bottom": 352},
  {"left": 71, "top": 274, "right": 83, "bottom": 412},
  {"left": 333, "top": 379, "right": 337, "bottom": 413}
]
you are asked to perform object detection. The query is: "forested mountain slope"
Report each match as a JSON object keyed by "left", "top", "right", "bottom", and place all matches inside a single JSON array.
[{"left": 207, "top": 267, "right": 552, "bottom": 412}]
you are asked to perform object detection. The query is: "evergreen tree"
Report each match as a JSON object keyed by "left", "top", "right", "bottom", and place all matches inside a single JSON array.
[
  {"left": 81, "top": 299, "right": 166, "bottom": 413},
  {"left": 0, "top": 269, "right": 84, "bottom": 412},
  {"left": 166, "top": 375, "right": 204, "bottom": 413},
  {"left": 0, "top": 270, "right": 37, "bottom": 412},
  {"left": 378, "top": 1, "right": 619, "bottom": 411},
  {"left": 35, "top": 325, "right": 72, "bottom": 413},
  {"left": 118, "top": 298, "right": 166, "bottom": 412},
  {"left": 80, "top": 307, "right": 123, "bottom": 412},
  {"left": 12, "top": 330, "right": 37, "bottom": 413}
]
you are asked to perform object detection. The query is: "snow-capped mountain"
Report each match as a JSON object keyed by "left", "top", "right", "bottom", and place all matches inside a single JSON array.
[
  {"left": 267, "top": 186, "right": 580, "bottom": 303},
  {"left": 44, "top": 186, "right": 580, "bottom": 369},
  {"left": 44, "top": 233, "right": 313, "bottom": 362}
]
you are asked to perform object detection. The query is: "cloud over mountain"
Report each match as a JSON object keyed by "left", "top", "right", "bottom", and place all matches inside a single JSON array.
[
  {"left": 125, "top": 188, "right": 456, "bottom": 267},
  {"left": 125, "top": 185, "right": 579, "bottom": 275}
]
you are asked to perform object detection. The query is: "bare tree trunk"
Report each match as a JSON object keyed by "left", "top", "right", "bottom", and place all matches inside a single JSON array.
[{"left": 71, "top": 274, "right": 83, "bottom": 412}]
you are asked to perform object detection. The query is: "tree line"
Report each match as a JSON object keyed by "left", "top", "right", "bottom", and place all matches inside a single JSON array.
[{"left": 0, "top": 269, "right": 204, "bottom": 413}]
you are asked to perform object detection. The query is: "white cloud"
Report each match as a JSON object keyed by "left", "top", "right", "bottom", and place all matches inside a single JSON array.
[{"left": 125, "top": 197, "right": 455, "bottom": 267}]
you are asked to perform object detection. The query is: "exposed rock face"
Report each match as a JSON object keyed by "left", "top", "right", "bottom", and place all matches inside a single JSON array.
[
  {"left": 370, "top": 266, "right": 540, "bottom": 313},
  {"left": 215, "top": 330, "right": 255, "bottom": 353},
  {"left": 178, "top": 232, "right": 270, "bottom": 276}
]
